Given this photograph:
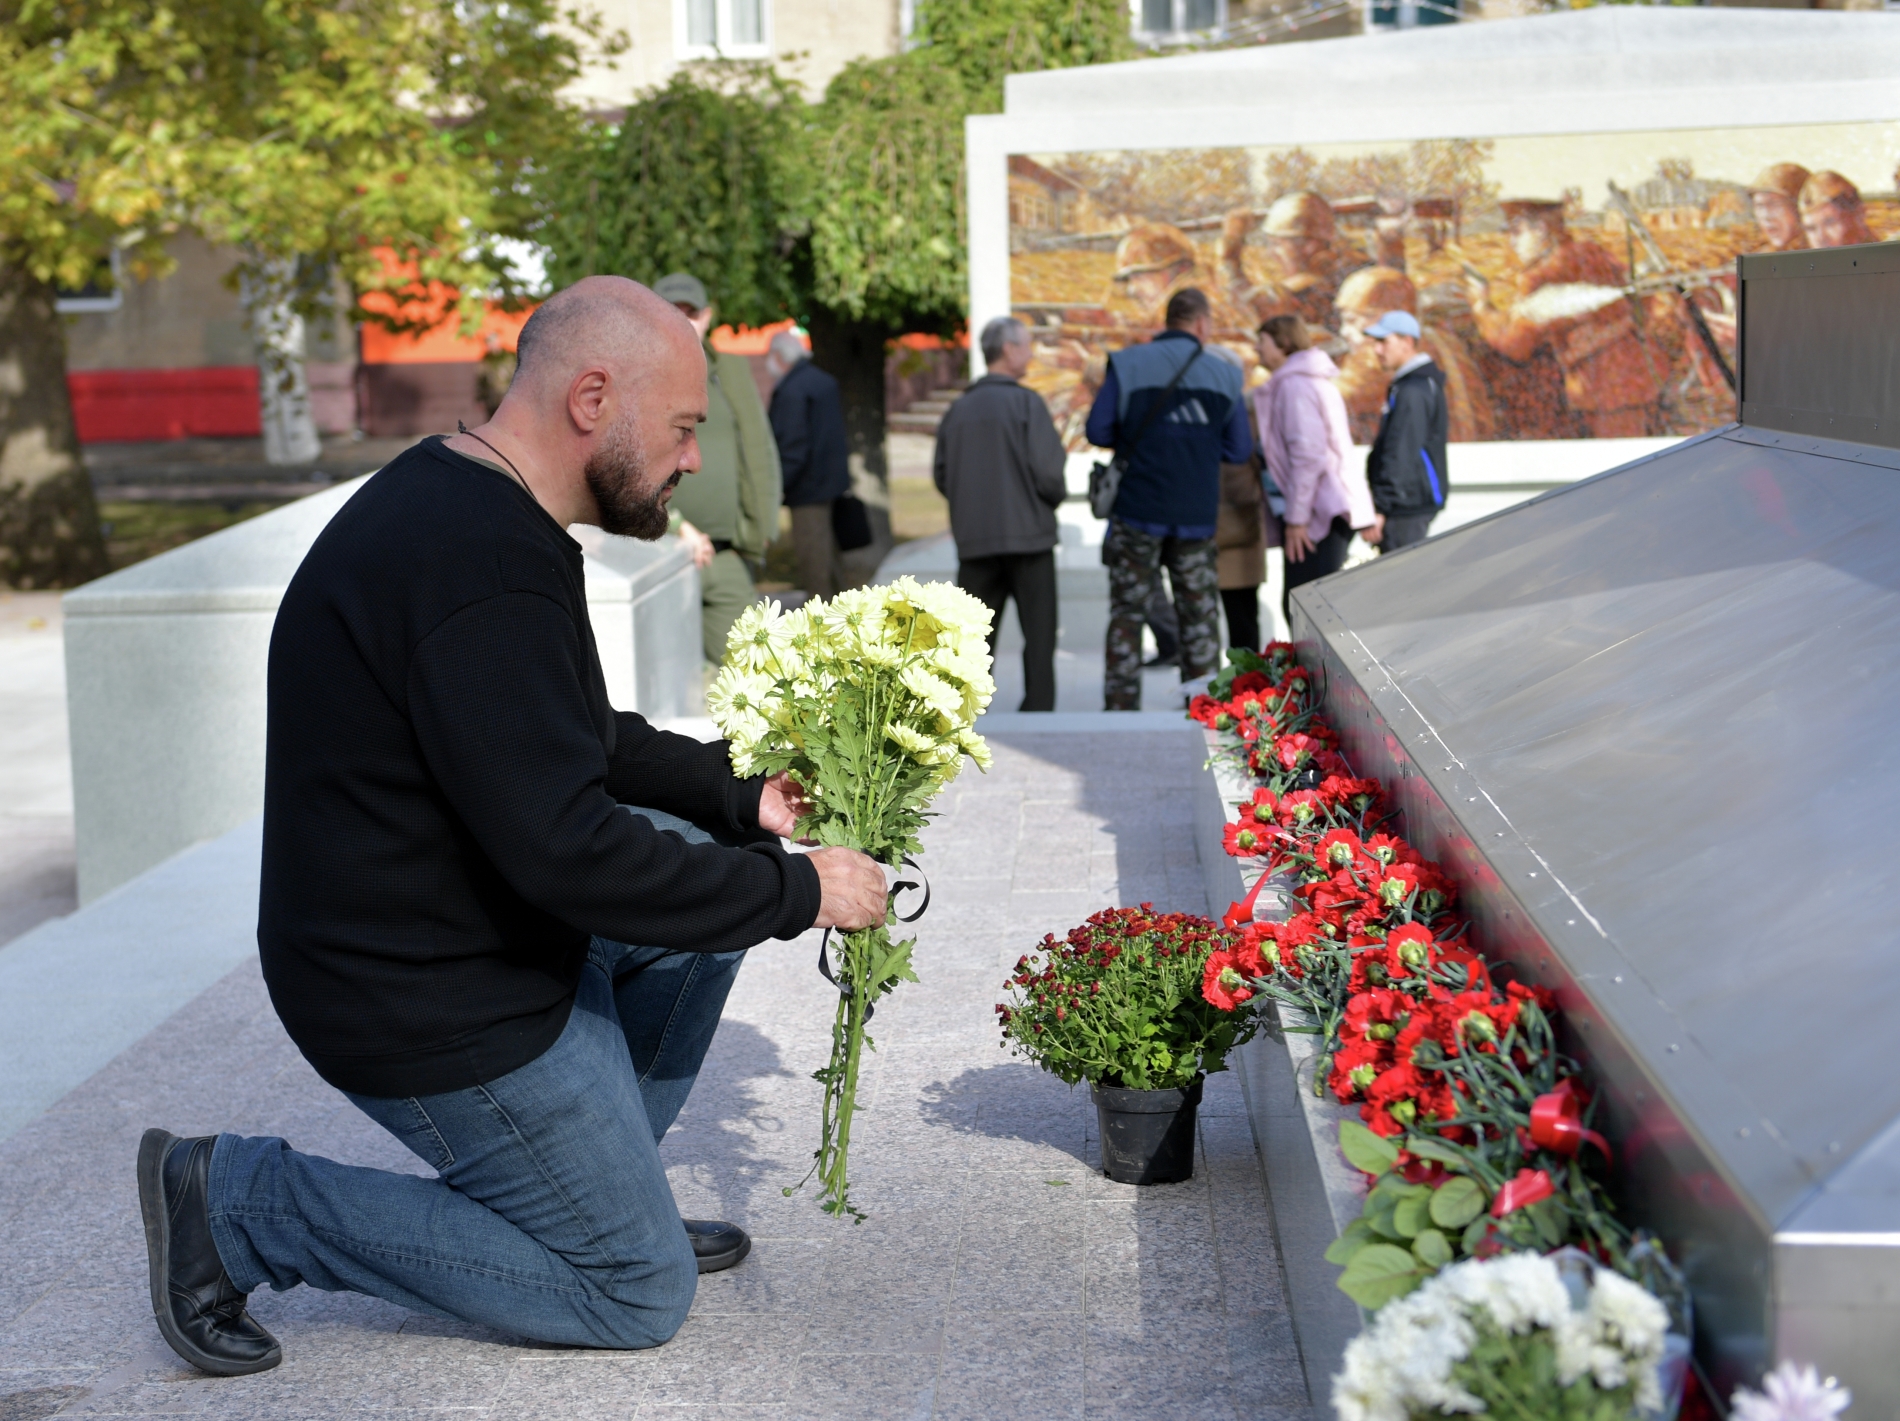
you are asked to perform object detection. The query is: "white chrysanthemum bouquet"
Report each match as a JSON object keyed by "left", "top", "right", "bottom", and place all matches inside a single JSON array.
[
  {"left": 708, "top": 577, "right": 995, "bottom": 1218},
  {"left": 1334, "top": 1249, "right": 1671, "bottom": 1421}
]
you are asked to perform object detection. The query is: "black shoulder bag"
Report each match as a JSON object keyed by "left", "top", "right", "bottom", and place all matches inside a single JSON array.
[{"left": 1087, "top": 339, "right": 1202, "bottom": 521}]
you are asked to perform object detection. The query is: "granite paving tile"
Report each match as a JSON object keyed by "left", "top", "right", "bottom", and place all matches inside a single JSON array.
[
  {"left": 932, "top": 1311, "right": 1085, "bottom": 1421},
  {"left": 782, "top": 1352, "right": 939, "bottom": 1421},
  {"left": 487, "top": 1355, "right": 652, "bottom": 1418}
]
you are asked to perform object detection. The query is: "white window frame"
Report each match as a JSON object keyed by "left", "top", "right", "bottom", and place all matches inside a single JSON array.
[
  {"left": 674, "top": 0, "right": 772, "bottom": 60},
  {"left": 55, "top": 248, "right": 125, "bottom": 314},
  {"left": 1131, "top": 0, "right": 1225, "bottom": 44}
]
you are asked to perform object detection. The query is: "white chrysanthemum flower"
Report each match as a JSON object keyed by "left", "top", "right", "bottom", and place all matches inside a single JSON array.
[
  {"left": 957, "top": 726, "right": 993, "bottom": 771},
  {"left": 1731, "top": 1362, "right": 1852, "bottom": 1421},
  {"left": 885, "top": 722, "right": 935, "bottom": 757},
  {"left": 912, "top": 577, "right": 994, "bottom": 633},
  {"left": 724, "top": 600, "right": 786, "bottom": 673},
  {"left": 820, "top": 587, "right": 886, "bottom": 649},
  {"left": 707, "top": 669, "right": 778, "bottom": 749},
  {"left": 1589, "top": 1267, "right": 1670, "bottom": 1356},
  {"left": 900, "top": 663, "right": 963, "bottom": 719},
  {"left": 1334, "top": 1279, "right": 1479, "bottom": 1420}
]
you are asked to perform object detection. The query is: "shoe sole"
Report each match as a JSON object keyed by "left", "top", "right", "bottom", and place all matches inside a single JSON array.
[
  {"left": 695, "top": 1234, "right": 752, "bottom": 1274},
  {"left": 137, "top": 1129, "right": 283, "bottom": 1377}
]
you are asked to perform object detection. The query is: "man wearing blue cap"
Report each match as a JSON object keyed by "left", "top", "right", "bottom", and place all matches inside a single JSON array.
[{"left": 1362, "top": 309, "right": 1449, "bottom": 555}]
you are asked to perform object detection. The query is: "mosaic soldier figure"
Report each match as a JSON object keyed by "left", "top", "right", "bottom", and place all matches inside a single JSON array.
[
  {"left": 1464, "top": 199, "right": 1661, "bottom": 439},
  {"left": 1222, "top": 191, "right": 1358, "bottom": 332},
  {"left": 1799, "top": 171, "right": 1878, "bottom": 249},
  {"left": 1749, "top": 164, "right": 1811, "bottom": 252},
  {"left": 1333, "top": 266, "right": 1495, "bottom": 447},
  {"left": 1111, "top": 224, "right": 1202, "bottom": 317}
]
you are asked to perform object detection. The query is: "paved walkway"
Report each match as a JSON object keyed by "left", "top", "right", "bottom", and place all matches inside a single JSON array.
[{"left": 0, "top": 729, "right": 1311, "bottom": 1421}]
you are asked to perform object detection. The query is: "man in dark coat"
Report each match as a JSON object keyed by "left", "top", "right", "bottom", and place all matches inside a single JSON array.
[
  {"left": 1362, "top": 309, "right": 1450, "bottom": 554},
  {"left": 765, "top": 330, "right": 852, "bottom": 597},
  {"left": 933, "top": 315, "right": 1069, "bottom": 711}
]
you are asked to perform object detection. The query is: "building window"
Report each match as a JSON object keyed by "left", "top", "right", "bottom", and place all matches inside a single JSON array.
[
  {"left": 1135, "top": 0, "right": 1223, "bottom": 42},
  {"left": 677, "top": 0, "right": 769, "bottom": 57},
  {"left": 55, "top": 250, "right": 125, "bottom": 315}
]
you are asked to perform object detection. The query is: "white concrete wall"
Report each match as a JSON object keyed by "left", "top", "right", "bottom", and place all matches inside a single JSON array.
[
  {"left": 883, "top": 434, "right": 1682, "bottom": 656},
  {"left": 64, "top": 479, "right": 702, "bottom": 904}
]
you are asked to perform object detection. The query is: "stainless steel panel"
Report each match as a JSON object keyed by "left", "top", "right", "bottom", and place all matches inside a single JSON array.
[
  {"left": 1288, "top": 420, "right": 1900, "bottom": 1399},
  {"left": 1740, "top": 241, "right": 1900, "bottom": 451}
]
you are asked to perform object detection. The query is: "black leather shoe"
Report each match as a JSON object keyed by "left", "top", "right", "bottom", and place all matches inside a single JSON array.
[
  {"left": 683, "top": 1218, "right": 751, "bottom": 1274},
  {"left": 137, "top": 1129, "right": 283, "bottom": 1376}
]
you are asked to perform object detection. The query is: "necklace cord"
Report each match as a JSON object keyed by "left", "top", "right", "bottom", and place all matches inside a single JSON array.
[{"left": 455, "top": 420, "right": 533, "bottom": 498}]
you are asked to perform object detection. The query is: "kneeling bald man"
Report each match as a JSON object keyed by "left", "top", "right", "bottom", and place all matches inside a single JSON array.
[{"left": 136, "top": 277, "right": 887, "bottom": 1374}]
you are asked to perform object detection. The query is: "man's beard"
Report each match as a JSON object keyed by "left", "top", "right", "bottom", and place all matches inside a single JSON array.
[{"left": 584, "top": 417, "right": 676, "bottom": 540}]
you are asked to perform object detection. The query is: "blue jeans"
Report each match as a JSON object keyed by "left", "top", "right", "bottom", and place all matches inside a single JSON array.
[{"left": 206, "top": 809, "right": 747, "bottom": 1349}]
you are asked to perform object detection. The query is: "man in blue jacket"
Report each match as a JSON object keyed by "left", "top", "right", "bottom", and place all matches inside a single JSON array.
[
  {"left": 1363, "top": 310, "right": 1450, "bottom": 554},
  {"left": 1085, "top": 288, "right": 1250, "bottom": 710}
]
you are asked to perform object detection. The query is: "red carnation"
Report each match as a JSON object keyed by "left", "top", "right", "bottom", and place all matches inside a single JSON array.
[
  {"left": 1202, "top": 950, "right": 1254, "bottom": 1012},
  {"left": 1223, "top": 821, "right": 1269, "bottom": 858}
]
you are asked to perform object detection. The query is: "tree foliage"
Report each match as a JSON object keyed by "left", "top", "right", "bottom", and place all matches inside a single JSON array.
[
  {"left": 908, "top": 0, "right": 1138, "bottom": 111},
  {"left": 541, "top": 64, "right": 808, "bottom": 329},
  {"left": 806, "top": 55, "right": 967, "bottom": 331},
  {"left": 0, "top": 0, "right": 610, "bottom": 583},
  {"left": 538, "top": 0, "right": 1137, "bottom": 334}
]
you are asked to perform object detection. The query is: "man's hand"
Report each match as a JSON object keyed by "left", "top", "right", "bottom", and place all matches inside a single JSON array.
[
  {"left": 1361, "top": 514, "right": 1385, "bottom": 547},
  {"left": 758, "top": 772, "right": 808, "bottom": 839},
  {"left": 1283, "top": 522, "right": 1314, "bottom": 565},
  {"left": 678, "top": 519, "right": 716, "bottom": 569},
  {"left": 809, "top": 848, "right": 888, "bottom": 931}
]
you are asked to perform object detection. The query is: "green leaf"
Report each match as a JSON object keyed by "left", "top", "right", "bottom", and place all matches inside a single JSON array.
[
  {"left": 1337, "top": 1244, "right": 1424, "bottom": 1310},
  {"left": 1391, "top": 1187, "right": 1433, "bottom": 1240},
  {"left": 1462, "top": 1215, "right": 1497, "bottom": 1254},
  {"left": 1429, "top": 1175, "right": 1488, "bottom": 1231},
  {"left": 1323, "top": 1216, "right": 1375, "bottom": 1266},
  {"left": 1411, "top": 1228, "right": 1453, "bottom": 1269},
  {"left": 1338, "top": 1120, "right": 1399, "bottom": 1176},
  {"left": 1402, "top": 1134, "right": 1474, "bottom": 1170}
]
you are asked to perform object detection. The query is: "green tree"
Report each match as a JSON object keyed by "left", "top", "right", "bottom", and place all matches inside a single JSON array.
[
  {"left": 541, "top": 63, "right": 809, "bottom": 329},
  {"left": 805, "top": 0, "right": 1135, "bottom": 483},
  {"left": 538, "top": 0, "right": 1135, "bottom": 505},
  {"left": 0, "top": 0, "right": 609, "bottom": 587}
]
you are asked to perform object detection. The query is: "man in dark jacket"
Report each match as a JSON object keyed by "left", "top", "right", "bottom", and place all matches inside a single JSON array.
[
  {"left": 933, "top": 316, "right": 1068, "bottom": 711},
  {"left": 133, "top": 277, "right": 887, "bottom": 1378},
  {"left": 1084, "top": 288, "right": 1250, "bottom": 710},
  {"left": 1363, "top": 310, "right": 1450, "bottom": 554},
  {"left": 765, "top": 330, "right": 852, "bottom": 597}
]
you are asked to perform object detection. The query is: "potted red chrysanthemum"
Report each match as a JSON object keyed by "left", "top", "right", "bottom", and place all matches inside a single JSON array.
[{"left": 994, "top": 906, "right": 1262, "bottom": 1183}]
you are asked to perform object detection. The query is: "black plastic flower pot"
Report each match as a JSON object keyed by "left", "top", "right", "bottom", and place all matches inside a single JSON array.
[{"left": 1090, "top": 1075, "right": 1203, "bottom": 1185}]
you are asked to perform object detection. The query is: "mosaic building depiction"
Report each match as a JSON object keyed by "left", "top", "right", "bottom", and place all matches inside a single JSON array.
[{"left": 1007, "top": 122, "right": 1900, "bottom": 450}]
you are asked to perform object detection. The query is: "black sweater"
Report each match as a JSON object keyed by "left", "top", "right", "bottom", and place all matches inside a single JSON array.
[
  {"left": 1365, "top": 358, "right": 1450, "bottom": 518},
  {"left": 258, "top": 438, "right": 822, "bottom": 1098}
]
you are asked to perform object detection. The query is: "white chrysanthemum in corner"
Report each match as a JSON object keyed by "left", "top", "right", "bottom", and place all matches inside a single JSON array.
[
  {"left": 1731, "top": 1362, "right": 1851, "bottom": 1421},
  {"left": 1334, "top": 1252, "right": 1672, "bottom": 1421}
]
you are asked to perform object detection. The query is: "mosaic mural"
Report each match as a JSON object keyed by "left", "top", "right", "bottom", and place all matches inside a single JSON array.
[{"left": 1007, "top": 122, "right": 1900, "bottom": 447}]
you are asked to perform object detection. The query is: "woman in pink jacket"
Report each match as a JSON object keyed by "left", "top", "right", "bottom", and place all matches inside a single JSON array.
[{"left": 1253, "top": 314, "right": 1380, "bottom": 622}]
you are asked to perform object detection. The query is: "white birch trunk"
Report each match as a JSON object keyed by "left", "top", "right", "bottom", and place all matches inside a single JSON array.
[{"left": 239, "top": 254, "right": 322, "bottom": 466}]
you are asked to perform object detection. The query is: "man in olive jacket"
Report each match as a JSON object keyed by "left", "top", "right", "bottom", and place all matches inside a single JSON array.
[
  {"left": 654, "top": 273, "right": 782, "bottom": 663},
  {"left": 933, "top": 316, "right": 1068, "bottom": 711}
]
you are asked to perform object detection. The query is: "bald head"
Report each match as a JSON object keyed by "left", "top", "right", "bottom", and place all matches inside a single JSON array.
[
  {"left": 451, "top": 276, "right": 709, "bottom": 536},
  {"left": 512, "top": 276, "right": 692, "bottom": 396}
]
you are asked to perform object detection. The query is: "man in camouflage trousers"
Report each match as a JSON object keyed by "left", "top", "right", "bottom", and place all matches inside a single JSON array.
[
  {"left": 1086, "top": 288, "right": 1251, "bottom": 710},
  {"left": 1103, "top": 524, "right": 1224, "bottom": 707}
]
